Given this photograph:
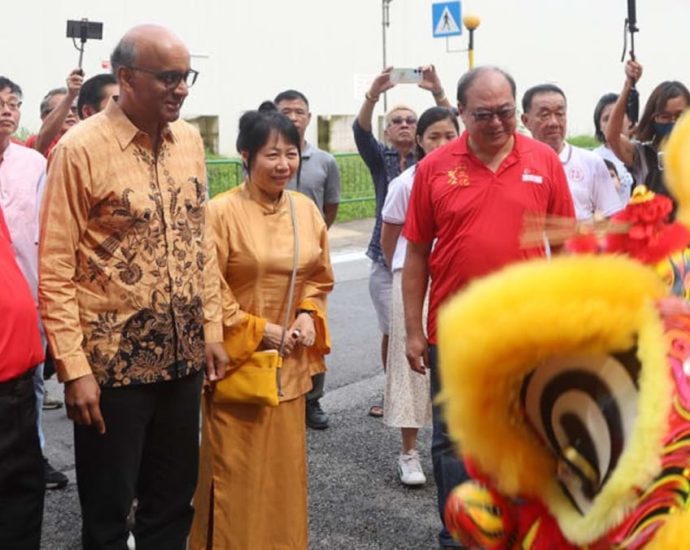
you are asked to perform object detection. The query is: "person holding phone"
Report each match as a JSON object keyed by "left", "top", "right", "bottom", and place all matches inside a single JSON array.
[
  {"left": 606, "top": 59, "right": 690, "bottom": 212},
  {"left": 352, "top": 65, "right": 452, "bottom": 418},
  {"left": 25, "top": 69, "right": 84, "bottom": 158}
]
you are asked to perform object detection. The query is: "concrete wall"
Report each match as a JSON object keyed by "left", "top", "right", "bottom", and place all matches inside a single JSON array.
[{"left": 5, "top": 0, "right": 689, "bottom": 155}]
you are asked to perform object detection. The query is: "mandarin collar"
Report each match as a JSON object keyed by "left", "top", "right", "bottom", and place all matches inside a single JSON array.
[{"left": 240, "top": 181, "right": 288, "bottom": 216}]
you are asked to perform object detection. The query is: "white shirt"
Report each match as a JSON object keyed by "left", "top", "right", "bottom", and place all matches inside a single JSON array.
[
  {"left": 381, "top": 165, "right": 416, "bottom": 271},
  {"left": 593, "top": 144, "right": 634, "bottom": 205},
  {"left": 0, "top": 142, "right": 46, "bottom": 302},
  {"left": 559, "top": 143, "right": 622, "bottom": 221}
]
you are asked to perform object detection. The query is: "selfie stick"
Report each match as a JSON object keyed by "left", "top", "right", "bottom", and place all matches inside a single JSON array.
[
  {"left": 463, "top": 15, "right": 481, "bottom": 70},
  {"left": 621, "top": 0, "right": 640, "bottom": 123}
]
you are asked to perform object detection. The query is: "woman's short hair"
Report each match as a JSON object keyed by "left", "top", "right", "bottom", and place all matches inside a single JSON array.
[
  {"left": 636, "top": 80, "right": 690, "bottom": 143},
  {"left": 236, "top": 101, "right": 301, "bottom": 174},
  {"left": 414, "top": 107, "right": 460, "bottom": 160},
  {"left": 593, "top": 93, "right": 618, "bottom": 143}
]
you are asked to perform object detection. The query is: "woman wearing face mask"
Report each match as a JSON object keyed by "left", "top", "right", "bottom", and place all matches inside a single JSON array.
[
  {"left": 189, "top": 102, "right": 334, "bottom": 550},
  {"left": 379, "top": 107, "right": 459, "bottom": 486},
  {"left": 606, "top": 59, "right": 690, "bottom": 208}
]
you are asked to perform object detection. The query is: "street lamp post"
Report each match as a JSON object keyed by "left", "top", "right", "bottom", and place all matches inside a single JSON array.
[
  {"left": 463, "top": 15, "right": 481, "bottom": 69},
  {"left": 382, "top": 0, "right": 393, "bottom": 111},
  {"left": 442, "top": 12, "right": 481, "bottom": 72}
]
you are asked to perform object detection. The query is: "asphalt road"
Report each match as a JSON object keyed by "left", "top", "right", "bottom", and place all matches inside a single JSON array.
[{"left": 39, "top": 220, "right": 443, "bottom": 549}]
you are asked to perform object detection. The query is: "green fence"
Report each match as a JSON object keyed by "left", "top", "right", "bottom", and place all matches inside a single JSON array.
[{"left": 206, "top": 153, "right": 375, "bottom": 222}]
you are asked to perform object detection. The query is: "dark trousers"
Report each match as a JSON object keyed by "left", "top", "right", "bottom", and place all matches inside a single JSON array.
[
  {"left": 429, "top": 345, "right": 468, "bottom": 548},
  {"left": 306, "top": 372, "right": 325, "bottom": 402},
  {"left": 0, "top": 368, "right": 45, "bottom": 550},
  {"left": 75, "top": 371, "right": 203, "bottom": 550}
]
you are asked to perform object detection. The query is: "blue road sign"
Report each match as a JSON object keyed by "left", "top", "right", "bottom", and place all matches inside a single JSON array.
[{"left": 432, "top": 1, "right": 462, "bottom": 38}]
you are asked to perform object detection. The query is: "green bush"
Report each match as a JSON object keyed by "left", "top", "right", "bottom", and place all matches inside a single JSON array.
[{"left": 567, "top": 134, "right": 599, "bottom": 150}]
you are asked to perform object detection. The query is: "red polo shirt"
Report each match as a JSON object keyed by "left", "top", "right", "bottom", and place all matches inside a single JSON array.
[
  {"left": 0, "top": 207, "right": 44, "bottom": 382},
  {"left": 24, "top": 134, "right": 61, "bottom": 159},
  {"left": 404, "top": 131, "right": 575, "bottom": 343}
]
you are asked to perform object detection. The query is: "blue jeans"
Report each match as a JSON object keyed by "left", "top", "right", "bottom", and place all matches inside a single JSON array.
[
  {"left": 33, "top": 361, "right": 45, "bottom": 450},
  {"left": 429, "top": 345, "right": 468, "bottom": 548}
]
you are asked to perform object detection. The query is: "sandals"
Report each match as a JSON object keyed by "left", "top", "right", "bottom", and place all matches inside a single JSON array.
[{"left": 368, "top": 404, "right": 384, "bottom": 417}]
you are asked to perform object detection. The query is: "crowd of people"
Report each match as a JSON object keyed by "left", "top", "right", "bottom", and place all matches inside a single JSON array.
[{"left": 0, "top": 20, "right": 688, "bottom": 550}]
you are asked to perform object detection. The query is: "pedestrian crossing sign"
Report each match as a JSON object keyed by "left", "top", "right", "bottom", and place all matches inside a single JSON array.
[{"left": 432, "top": 1, "right": 462, "bottom": 38}]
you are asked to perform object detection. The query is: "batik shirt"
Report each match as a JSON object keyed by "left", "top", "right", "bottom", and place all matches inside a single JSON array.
[{"left": 39, "top": 100, "right": 222, "bottom": 387}]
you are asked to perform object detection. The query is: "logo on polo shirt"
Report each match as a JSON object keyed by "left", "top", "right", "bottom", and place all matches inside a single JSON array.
[
  {"left": 522, "top": 169, "right": 543, "bottom": 184},
  {"left": 448, "top": 162, "right": 470, "bottom": 186},
  {"left": 567, "top": 166, "right": 585, "bottom": 182}
]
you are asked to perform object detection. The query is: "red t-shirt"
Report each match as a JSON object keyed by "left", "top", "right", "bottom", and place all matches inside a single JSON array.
[
  {"left": 24, "top": 134, "right": 61, "bottom": 159},
  {"left": 403, "top": 132, "right": 575, "bottom": 343},
  {"left": 0, "top": 207, "right": 44, "bottom": 382}
]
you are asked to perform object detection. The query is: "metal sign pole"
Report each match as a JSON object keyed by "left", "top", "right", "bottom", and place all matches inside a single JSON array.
[{"left": 382, "top": 0, "right": 392, "bottom": 111}]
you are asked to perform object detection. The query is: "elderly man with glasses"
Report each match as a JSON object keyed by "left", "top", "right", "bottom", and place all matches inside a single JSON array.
[
  {"left": 521, "top": 83, "right": 622, "bottom": 221},
  {"left": 353, "top": 66, "right": 451, "bottom": 418},
  {"left": 402, "top": 66, "right": 575, "bottom": 549},
  {"left": 38, "top": 25, "right": 228, "bottom": 549},
  {"left": 0, "top": 75, "right": 49, "bottom": 549}
]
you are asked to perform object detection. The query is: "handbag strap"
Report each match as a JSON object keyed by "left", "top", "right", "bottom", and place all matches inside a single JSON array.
[{"left": 278, "top": 192, "right": 300, "bottom": 356}]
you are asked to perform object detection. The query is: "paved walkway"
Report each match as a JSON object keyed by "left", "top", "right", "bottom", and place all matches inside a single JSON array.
[{"left": 329, "top": 217, "right": 374, "bottom": 256}]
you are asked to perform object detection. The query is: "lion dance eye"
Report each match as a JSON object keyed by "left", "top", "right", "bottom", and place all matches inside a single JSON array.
[
  {"left": 520, "top": 349, "right": 641, "bottom": 515},
  {"left": 444, "top": 480, "right": 515, "bottom": 548}
]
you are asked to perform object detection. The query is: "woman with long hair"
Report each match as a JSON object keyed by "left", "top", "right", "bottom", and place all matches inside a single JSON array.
[
  {"left": 606, "top": 59, "right": 690, "bottom": 208},
  {"left": 380, "top": 107, "right": 459, "bottom": 486},
  {"left": 190, "top": 103, "right": 334, "bottom": 549}
]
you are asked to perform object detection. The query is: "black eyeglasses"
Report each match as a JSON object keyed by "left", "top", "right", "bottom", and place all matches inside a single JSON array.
[
  {"left": 471, "top": 106, "right": 516, "bottom": 123},
  {"left": 389, "top": 116, "right": 417, "bottom": 126},
  {"left": 127, "top": 67, "right": 199, "bottom": 89},
  {"left": 0, "top": 98, "right": 22, "bottom": 111}
]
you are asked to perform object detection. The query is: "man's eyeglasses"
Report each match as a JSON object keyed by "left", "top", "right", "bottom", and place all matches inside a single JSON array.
[
  {"left": 470, "top": 106, "right": 516, "bottom": 123},
  {"left": 389, "top": 116, "right": 417, "bottom": 126},
  {"left": 0, "top": 98, "right": 22, "bottom": 112},
  {"left": 127, "top": 67, "right": 199, "bottom": 89}
]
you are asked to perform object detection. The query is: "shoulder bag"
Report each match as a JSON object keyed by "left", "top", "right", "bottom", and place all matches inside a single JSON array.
[{"left": 213, "top": 192, "right": 299, "bottom": 407}]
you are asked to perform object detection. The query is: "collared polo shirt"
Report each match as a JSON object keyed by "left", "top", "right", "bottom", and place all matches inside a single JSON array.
[
  {"left": 353, "top": 119, "right": 415, "bottom": 265},
  {"left": 404, "top": 131, "right": 575, "bottom": 342},
  {"left": 39, "top": 100, "right": 222, "bottom": 386},
  {"left": 560, "top": 143, "right": 622, "bottom": 221},
  {"left": 0, "top": 207, "right": 44, "bottom": 382},
  {"left": 0, "top": 142, "right": 46, "bottom": 302},
  {"left": 287, "top": 142, "right": 340, "bottom": 215}
]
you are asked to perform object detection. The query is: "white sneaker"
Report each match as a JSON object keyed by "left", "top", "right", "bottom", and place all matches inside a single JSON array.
[{"left": 397, "top": 450, "right": 427, "bottom": 486}]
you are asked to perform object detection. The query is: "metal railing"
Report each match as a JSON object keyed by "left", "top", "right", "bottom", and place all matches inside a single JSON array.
[{"left": 206, "top": 153, "right": 375, "bottom": 221}]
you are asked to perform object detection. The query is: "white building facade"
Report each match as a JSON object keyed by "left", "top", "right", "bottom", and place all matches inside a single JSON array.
[{"left": 5, "top": 0, "right": 689, "bottom": 155}]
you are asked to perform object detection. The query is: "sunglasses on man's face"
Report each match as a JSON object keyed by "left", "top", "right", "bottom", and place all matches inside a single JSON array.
[{"left": 389, "top": 116, "right": 417, "bottom": 126}]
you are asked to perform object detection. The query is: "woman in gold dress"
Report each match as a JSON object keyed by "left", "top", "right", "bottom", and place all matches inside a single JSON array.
[{"left": 190, "top": 102, "right": 334, "bottom": 549}]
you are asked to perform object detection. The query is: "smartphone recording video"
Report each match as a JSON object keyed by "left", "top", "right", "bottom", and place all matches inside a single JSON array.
[{"left": 389, "top": 68, "right": 423, "bottom": 85}]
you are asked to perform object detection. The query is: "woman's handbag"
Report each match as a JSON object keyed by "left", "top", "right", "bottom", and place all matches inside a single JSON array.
[{"left": 213, "top": 192, "right": 300, "bottom": 407}]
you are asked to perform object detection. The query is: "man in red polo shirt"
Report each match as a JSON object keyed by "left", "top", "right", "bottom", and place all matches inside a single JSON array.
[
  {"left": 0, "top": 205, "right": 45, "bottom": 549},
  {"left": 402, "top": 66, "right": 575, "bottom": 549}
]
